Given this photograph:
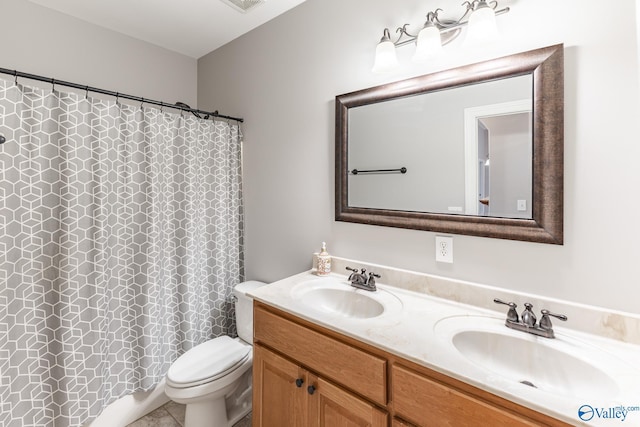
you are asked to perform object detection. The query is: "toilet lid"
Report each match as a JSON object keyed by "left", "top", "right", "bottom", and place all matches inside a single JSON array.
[{"left": 167, "top": 336, "right": 251, "bottom": 387}]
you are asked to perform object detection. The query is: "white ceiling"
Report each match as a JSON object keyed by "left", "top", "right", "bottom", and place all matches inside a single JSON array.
[{"left": 28, "top": 0, "right": 307, "bottom": 59}]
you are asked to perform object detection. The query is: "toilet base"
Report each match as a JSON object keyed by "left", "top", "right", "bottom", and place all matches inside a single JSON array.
[
  {"left": 166, "top": 359, "right": 253, "bottom": 427},
  {"left": 225, "top": 367, "right": 252, "bottom": 425},
  {"left": 184, "top": 397, "right": 228, "bottom": 427},
  {"left": 181, "top": 381, "right": 252, "bottom": 427}
]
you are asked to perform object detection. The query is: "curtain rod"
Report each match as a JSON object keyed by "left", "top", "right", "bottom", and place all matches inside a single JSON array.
[{"left": 0, "top": 67, "right": 244, "bottom": 123}]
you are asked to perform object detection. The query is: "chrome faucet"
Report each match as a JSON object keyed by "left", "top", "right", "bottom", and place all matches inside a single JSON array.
[
  {"left": 346, "top": 267, "right": 379, "bottom": 292},
  {"left": 494, "top": 298, "right": 567, "bottom": 338}
]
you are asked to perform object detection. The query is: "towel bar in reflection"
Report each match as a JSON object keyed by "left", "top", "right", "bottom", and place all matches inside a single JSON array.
[{"left": 350, "top": 167, "right": 407, "bottom": 175}]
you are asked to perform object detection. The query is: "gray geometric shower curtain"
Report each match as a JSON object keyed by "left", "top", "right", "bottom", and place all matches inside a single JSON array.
[{"left": 0, "top": 79, "right": 244, "bottom": 426}]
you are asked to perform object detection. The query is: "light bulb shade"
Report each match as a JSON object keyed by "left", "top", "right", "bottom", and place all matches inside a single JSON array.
[
  {"left": 465, "top": 5, "right": 498, "bottom": 46},
  {"left": 412, "top": 25, "right": 442, "bottom": 63},
  {"left": 372, "top": 40, "right": 398, "bottom": 73}
]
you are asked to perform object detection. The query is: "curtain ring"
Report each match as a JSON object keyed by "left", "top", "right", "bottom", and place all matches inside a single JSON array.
[
  {"left": 140, "top": 98, "right": 144, "bottom": 110},
  {"left": 115, "top": 92, "right": 120, "bottom": 104},
  {"left": 51, "top": 78, "right": 55, "bottom": 93},
  {"left": 85, "top": 86, "right": 89, "bottom": 100},
  {"left": 160, "top": 102, "right": 164, "bottom": 113},
  {"left": 13, "top": 70, "right": 18, "bottom": 86}
]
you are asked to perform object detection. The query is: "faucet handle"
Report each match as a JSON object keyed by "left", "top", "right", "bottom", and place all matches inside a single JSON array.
[
  {"left": 345, "top": 267, "right": 359, "bottom": 282},
  {"left": 367, "top": 272, "right": 381, "bottom": 287},
  {"left": 539, "top": 309, "right": 567, "bottom": 330},
  {"left": 494, "top": 298, "right": 516, "bottom": 308},
  {"left": 493, "top": 298, "right": 519, "bottom": 323}
]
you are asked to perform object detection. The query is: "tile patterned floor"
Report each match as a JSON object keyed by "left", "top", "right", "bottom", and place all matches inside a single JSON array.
[{"left": 126, "top": 401, "right": 251, "bottom": 427}]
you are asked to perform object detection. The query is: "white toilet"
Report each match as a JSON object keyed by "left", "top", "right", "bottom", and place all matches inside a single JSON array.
[{"left": 165, "top": 281, "right": 266, "bottom": 427}]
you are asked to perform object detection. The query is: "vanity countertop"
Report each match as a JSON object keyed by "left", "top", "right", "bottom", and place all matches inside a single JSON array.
[{"left": 248, "top": 268, "right": 640, "bottom": 427}]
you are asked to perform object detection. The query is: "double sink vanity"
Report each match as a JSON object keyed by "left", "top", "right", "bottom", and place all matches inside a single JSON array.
[{"left": 249, "top": 256, "right": 640, "bottom": 426}]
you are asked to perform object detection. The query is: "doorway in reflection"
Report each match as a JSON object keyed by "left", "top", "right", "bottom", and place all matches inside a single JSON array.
[{"left": 464, "top": 100, "right": 532, "bottom": 219}]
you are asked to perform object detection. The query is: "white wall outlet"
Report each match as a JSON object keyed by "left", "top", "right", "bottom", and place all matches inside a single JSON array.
[
  {"left": 517, "top": 199, "right": 527, "bottom": 211},
  {"left": 435, "top": 236, "right": 453, "bottom": 263}
]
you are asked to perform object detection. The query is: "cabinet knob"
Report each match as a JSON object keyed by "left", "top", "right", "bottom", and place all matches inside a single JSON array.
[
  {"left": 295, "top": 378, "right": 304, "bottom": 388},
  {"left": 307, "top": 385, "right": 316, "bottom": 395}
]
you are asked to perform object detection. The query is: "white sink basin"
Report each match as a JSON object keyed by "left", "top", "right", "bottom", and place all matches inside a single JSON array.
[
  {"left": 434, "top": 315, "right": 627, "bottom": 400},
  {"left": 291, "top": 276, "right": 402, "bottom": 320},
  {"left": 300, "top": 287, "right": 384, "bottom": 318}
]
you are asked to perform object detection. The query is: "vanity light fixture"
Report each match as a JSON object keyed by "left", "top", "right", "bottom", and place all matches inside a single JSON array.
[
  {"left": 372, "top": 29, "right": 399, "bottom": 73},
  {"left": 372, "top": 0, "right": 510, "bottom": 73}
]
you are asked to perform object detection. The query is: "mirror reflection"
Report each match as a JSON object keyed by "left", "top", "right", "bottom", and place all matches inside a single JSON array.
[
  {"left": 347, "top": 74, "right": 532, "bottom": 219},
  {"left": 336, "top": 44, "right": 564, "bottom": 244}
]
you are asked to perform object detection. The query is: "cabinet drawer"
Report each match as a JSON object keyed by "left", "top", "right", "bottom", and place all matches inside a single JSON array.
[
  {"left": 254, "top": 305, "right": 387, "bottom": 406},
  {"left": 392, "top": 364, "right": 538, "bottom": 427}
]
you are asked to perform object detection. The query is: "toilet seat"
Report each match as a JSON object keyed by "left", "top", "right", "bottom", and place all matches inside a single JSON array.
[{"left": 166, "top": 336, "right": 251, "bottom": 389}]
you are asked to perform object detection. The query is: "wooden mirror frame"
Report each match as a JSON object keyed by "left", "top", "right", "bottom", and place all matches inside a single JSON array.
[{"left": 335, "top": 44, "right": 564, "bottom": 244}]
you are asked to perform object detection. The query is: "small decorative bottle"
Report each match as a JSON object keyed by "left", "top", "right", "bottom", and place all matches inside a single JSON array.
[{"left": 316, "top": 242, "right": 331, "bottom": 276}]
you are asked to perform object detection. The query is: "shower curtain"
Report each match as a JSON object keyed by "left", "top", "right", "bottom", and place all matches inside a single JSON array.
[{"left": 0, "top": 79, "right": 244, "bottom": 426}]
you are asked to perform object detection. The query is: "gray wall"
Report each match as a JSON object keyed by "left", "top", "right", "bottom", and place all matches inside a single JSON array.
[
  {"left": 198, "top": 0, "right": 640, "bottom": 313},
  {"left": 1, "top": 0, "right": 197, "bottom": 106}
]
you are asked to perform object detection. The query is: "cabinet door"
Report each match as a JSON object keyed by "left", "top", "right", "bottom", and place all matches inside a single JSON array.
[
  {"left": 253, "top": 344, "right": 307, "bottom": 427},
  {"left": 308, "top": 374, "right": 388, "bottom": 427}
]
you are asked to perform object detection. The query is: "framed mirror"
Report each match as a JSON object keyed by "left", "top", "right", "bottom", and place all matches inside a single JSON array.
[{"left": 335, "top": 44, "right": 563, "bottom": 244}]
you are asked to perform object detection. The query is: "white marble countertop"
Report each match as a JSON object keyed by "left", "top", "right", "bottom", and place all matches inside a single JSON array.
[{"left": 249, "top": 267, "right": 640, "bottom": 427}]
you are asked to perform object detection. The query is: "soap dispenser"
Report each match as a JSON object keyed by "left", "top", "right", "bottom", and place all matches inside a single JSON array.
[{"left": 316, "top": 242, "right": 331, "bottom": 276}]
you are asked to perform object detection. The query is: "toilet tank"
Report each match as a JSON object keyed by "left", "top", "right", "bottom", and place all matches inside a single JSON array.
[{"left": 233, "top": 280, "right": 267, "bottom": 343}]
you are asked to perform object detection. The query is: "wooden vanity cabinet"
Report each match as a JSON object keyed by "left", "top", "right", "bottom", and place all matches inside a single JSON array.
[
  {"left": 253, "top": 302, "right": 387, "bottom": 406},
  {"left": 253, "top": 302, "right": 571, "bottom": 427},
  {"left": 252, "top": 342, "right": 387, "bottom": 426}
]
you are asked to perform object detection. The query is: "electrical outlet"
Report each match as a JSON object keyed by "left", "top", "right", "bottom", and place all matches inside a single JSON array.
[
  {"left": 435, "top": 236, "right": 453, "bottom": 263},
  {"left": 517, "top": 199, "right": 527, "bottom": 211}
]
